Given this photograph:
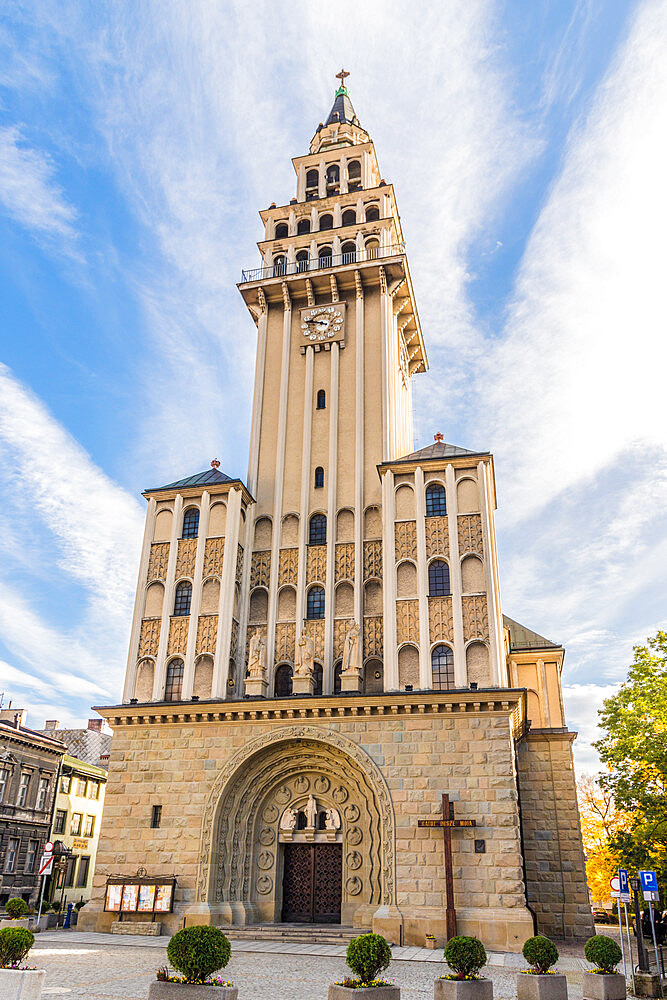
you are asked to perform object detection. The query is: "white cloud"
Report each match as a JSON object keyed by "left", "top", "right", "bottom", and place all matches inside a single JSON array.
[{"left": 563, "top": 682, "right": 619, "bottom": 772}]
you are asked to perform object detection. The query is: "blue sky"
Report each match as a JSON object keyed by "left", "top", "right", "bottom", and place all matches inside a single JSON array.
[{"left": 0, "top": 1, "right": 665, "bottom": 770}]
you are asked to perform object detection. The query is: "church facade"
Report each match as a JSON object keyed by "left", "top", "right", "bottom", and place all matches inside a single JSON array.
[{"left": 80, "top": 79, "right": 593, "bottom": 949}]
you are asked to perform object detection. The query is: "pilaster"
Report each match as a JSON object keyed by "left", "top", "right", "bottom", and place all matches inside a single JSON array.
[
  {"left": 324, "top": 342, "right": 340, "bottom": 691},
  {"left": 182, "top": 491, "right": 211, "bottom": 699},
  {"left": 445, "top": 465, "right": 466, "bottom": 687},
  {"left": 213, "top": 486, "right": 242, "bottom": 698},
  {"left": 478, "top": 461, "right": 504, "bottom": 686},
  {"left": 247, "top": 290, "right": 268, "bottom": 496},
  {"left": 354, "top": 271, "right": 364, "bottom": 628},
  {"left": 414, "top": 467, "right": 430, "bottom": 689},
  {"left": 122, "top": 496, "right": 157, "bottom": 702},
  {"left": 382, "top": 470, "right": 398, "bottom": 690},
  {"left": 153, "top": 493, "right": 183, "bottom": 700},
  {"left": 296, "top": 347, "right": 315, "bottom": 634}
]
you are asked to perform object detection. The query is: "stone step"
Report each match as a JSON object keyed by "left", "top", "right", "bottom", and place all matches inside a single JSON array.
[{"left": 225, "top": 924, "right": 357, "bottom": 946}]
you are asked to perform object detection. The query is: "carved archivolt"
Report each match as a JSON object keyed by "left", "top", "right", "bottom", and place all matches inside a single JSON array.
[
  {"left": 176, "top": 539, "right": 197, "bottom": 579},
  {"left": 138, "top": 618, "right": 161, "bottom": 658},
  {"left": 168, "top": 617, "right": 189, "bottom": 655},
  {"left": 307, "top": 546, "right": 326, "bottom": 584},
  {"left": 275, "top": 622, "right": 296, "bottom": 662},
  {"left": 250, "top": 551, "right": 271, "bottom": 589},
  {"left": 278, "top": 548, "right": 298, "bottom": 586},
  {"left": 458, "top": 514, "right": 483, "bottom": 556},
  {"left": 196, "top": 726, "right": 396, "bottom": 915},
  {"left": 396, "top": 599, "right": 419, "bottom": 645},
  {"left": 364, "top": 616, "right": 383, "bottom": 657},
  {"left": 428, "top": 596, "right": 454, "bottom": 643},
  {"left": 335, "top": 543, "right": 355, "bottom": 582},
  {"left": 425, "top": 516, "right": 449, "bottom": 560},
  {"left": 303, "top": 620, "right": 324, "bottom": 660},
  {"left": 204, "top": 538, "right": 225, "bottom": 578},
  {"left": 363, "top": 541, "right": 382, "bottom": 580},
  {"left": 147, "top": 542, "right": 169, "bottom": 582},
  {"left": 394, "top": 521, "right": 417, "bottom": 562},
  {"left": 463, "top": 595, "right": 489, "bottom": 641},
  {"left": 196, "top": 614, "right": 218, "bottom": 655}
]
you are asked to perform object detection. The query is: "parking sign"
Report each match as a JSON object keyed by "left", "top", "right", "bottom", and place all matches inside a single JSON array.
[{"left": 618, "top": 868, "right": 631, "bottom": 903}]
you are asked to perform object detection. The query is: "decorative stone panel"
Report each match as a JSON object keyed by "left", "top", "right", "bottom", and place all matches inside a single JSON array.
[
  {"left": 250, "top": 551, "right": 271, "bottom": 589},
  {"left": 196, "top": 615, "right": 218, "bottom": 655},
  {"left": 138, "top": 618, "right": 161, "bottom": 658},
  {"left": 307, "top": 545, "right": 327, "bottom": 584},
  {"left": 363, "top": 540, "right": 382, "bottom": 580},
  {"left": 462, "top": 595, "right": 489, "bottom": 641},
  {"left": 147, "top": 543, "right": 169, "bottom": 582},
  {"left": 333, "top": 618, "right": 348, "bottom": 658},
  {"left": 364, "top": 616, "right": 383, "bottom": 657},
  {"left": 458, "top": 514, "right": 483, "bottom": 556},
  {"left": 278, "top": 548, "right": 298, "bottom": 586},
  {"left": 428, "top": 596, "right": 454, "bottom": 643},
  {"left": 394, "top": 521, "right": 417, "bottom": 562},
  {"left": 396, "top": 599, "right": 419, "bottom": 645},
  {"left": 303, "top": 619, "right": 325, "bottom": 660},
  {"left": 335, "top": 543, "right": 354, "bottom": 582},
  {"left": 236, "top": 545, "right": 244, "bottom": 583},
  {"left": 204, "top": 538, "right": 225, "bottom": 578},
  {"left": 425, "top": 516, "right": 449, "bottom": 559},
  {"left": 231, "top": 619, "right": 239, "bottom": 660},
  {"left": 275, "top": 622, "right": 296, "bottom": 662},
  {"left": 176, "top": 539, "right": 197, "bottom": 579},
  {"left": 168, "top": 617, "right": 189, "bottom": 655}
]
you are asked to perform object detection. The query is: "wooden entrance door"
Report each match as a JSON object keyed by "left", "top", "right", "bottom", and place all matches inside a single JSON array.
[{"left": 281, "top": 843, "right": 342, "bottom": 923}]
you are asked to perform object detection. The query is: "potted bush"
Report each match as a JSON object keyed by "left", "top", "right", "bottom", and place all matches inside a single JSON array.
[
  {"left": 517, "top": 936, "right": 567, "bottom": 1000},
  {"left": 583, "top": 936, "right": 624, "bottom": 1000},
  {"left": 1, "top": 898, "right": 30, "bottom": 929},
  {"left": 0, "top": 926, "right": 46, "bottom": 998},
  {"left": 425, "top": 934, "right": 437, "bottom": 950},
  {"left": 329, "top": 932, "right": 399, "bottom": 998},
  {"left": 435, "top": 936, "right": 492, "bottom": 1000},
  {"left": 147, "top": 925, "right": 237, "bottom": 998}
]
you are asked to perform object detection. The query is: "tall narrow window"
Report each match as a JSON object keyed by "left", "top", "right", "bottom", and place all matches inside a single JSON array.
[
  {"left": 84, "top": 815, "right": 95, "bottom": 838},
  {"left": 432, "top": 645, "right": 454, "bottom": 690},
  {"left": 429, "top": 560, "right": 450, "bottom": 597},
  {"left": 348, "top": 160, "right": 362, "bottom": 191},
  {"left": 165, "top": 659, "right": 184, "bottom": 701},
  {"left": 306, "top": 586, "right": 325, "bottom": 620},
  {"left": 313, "top": 663, "right": 323, "bottom": 696},
  {"left": 275, "top": 664, "right": 293, "bottom": 697},
  {"left": 70, "top": 813, "right": 83, "bottom": 836},
  {"left": 341, "top": 241, "right": 357, "bottom": 264},
  {"left": 274, "top": 222, "right": 288, "bottom": 238},
  {"left": 306, "top": 169, "right": 319, "bottom": 200},
  {"left": 308, "top": 514, "right": 327, "bottom": 545},
  {"left": 316, "top": 389, "right": 326, "bottom": 409},
  {"left": 273, "top": 254, "right": 286, "bottom": 276},
  {"left": 36, "top": 777, "right": 49, "bottom": 811},
  {"left": 342, "top": 208, "right": 356, "bottom": 226},
  {"left": 17, "top": 772, "right": 30, "bottom": 808},
  {"left": 151, "top": 805, "right": 162, "bottom": 829},
  {"left": 314, "top": 467, "right": 324, "bottom": 489},
  {"left": 77, "top": 856, "right": 90, "bottom": 888},
  {"left": 0, "top": 768, "right": 8, "bottom": 803},
  {"left": 5, "top": 837, "right": 19, "bottom": 873},
  {"left": 326, "top": 164, "right": 340, "bottom": 196},
  {"left": 365, "top": 239, "right": 380, "bottom": 259},
  {"left": 365, "top": 205, "right": 380, "bottom": 222},
  {"left": 182, "top": 507, "right": 199, "bottom": 539},
  {"left": 333, "top": 661, "right": 343, "bottom": 694},
  {"left": 318, "top": 246, "right": 332, "bottom": 269},
  {"left": 426, "top": 482, "right": 447, "bottom": 516},
  {"left": 25, "top": 840, "right": 38, "bottom": 874},
  {"left": 53, "top": 809, "right": 67, "bottom": 835},
  {"left": 319, "top": 214, "right": 334, "bottom": 231},
  {"left": 297, "top": 218, "right": 311, "bottom": 235},
  {"left": 173, "top": 581, "right": 192, "bottom": 616},
  {"left": 296, "top": 250, "right": 309, "bottom": 272}
]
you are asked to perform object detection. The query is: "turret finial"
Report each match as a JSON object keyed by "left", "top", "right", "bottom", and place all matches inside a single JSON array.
[
  {"left": 434, "top": 432, "right": 444, "bottom": 443},
  {"left": 335, "top": 68, "right": 350, "bottom": 93},
  {"left": 211, "top": 458, "right": 221, "bottom": 469}
]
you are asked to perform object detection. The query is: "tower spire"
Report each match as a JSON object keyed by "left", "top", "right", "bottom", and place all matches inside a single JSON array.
[{"left": 325, "top": 68, "right": 360, "bottom": 127}]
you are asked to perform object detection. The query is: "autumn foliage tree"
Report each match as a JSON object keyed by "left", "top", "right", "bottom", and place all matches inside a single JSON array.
[{"left": 577, "top": 774, "right": 627, "bottom": 903}]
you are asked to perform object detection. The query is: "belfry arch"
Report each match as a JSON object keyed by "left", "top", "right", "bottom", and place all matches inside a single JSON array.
[{"left": 196, "top": 726, "right": 396, "bottom": 927}]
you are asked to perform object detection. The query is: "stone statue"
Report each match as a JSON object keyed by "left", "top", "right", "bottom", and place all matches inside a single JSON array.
[
  {"left": 305, "top": 794, "right": 318, "bottom": 828},
  {"left": 342, "top": 621, "right": 361, "bottom": 672},
  {"left": 324, "top": 807, "right": 341, "bottom": 831},
  {"left": 279, "top": 807, "right": 297, "bottom": 831},
  {"left": 294, "top": 631, "right": 314, "bottom": 677},
  {"left": 248, "top": 632, "right": 267, "bottom": 678}
]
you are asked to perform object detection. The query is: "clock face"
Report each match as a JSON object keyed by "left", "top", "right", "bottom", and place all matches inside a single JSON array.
[{"left": 301, "top": 305, "right": 344, "bottom": 342}]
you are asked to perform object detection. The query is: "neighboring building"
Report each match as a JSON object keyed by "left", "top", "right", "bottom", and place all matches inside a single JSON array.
[
  {"left": 37, "top": 718, "right": 112, "bottom": 769},
  {"left": 80, "top": 77, "right": 593, "bottom": 947},
  {"left": 0, "top": 707, "right": 65, "bottom": 908},
  {"left": 48, "top": 755, "right": 108, "bottom": 905}
]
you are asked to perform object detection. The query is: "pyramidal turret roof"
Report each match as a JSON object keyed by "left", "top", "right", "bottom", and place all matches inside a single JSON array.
[
  {"left": 503, "top": 616, "right": 561, "bottom": 651},
  {"left": 147, "top": 466, "right": 234, "bottom": 492},
  {"left": 394, "top": 440, "right": 485, "bottom": 463},
  {"left": 325, "top": 84, "right": 360, "bottom": 127}
]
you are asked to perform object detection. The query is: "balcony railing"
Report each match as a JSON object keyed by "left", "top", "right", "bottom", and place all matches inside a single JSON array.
[{"left": 240, "top": 243, "right": 406, "bottom": 283}]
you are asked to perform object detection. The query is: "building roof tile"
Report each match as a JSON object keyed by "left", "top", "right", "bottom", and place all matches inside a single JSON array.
[{"left": 503, "top": 615, "right": 560, "bottom": 651}]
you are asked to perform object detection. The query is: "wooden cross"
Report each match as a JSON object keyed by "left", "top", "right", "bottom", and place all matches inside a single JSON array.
[
  {"left": 336, "top": 68, "right": 350, "bottom": 88},
  {"left": 418, "top": 794, "right": 477, "bottom": 940}
]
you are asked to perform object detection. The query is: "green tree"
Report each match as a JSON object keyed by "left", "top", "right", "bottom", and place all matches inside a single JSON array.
[{"left": 594, "top": 631, "right": 667, "bottom": 894}]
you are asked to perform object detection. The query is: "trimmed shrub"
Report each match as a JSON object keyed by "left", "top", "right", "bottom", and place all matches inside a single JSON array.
[
  {"left": 585, "top": 935, "right": 622, "bottom": 973},
  {"left": 167, "top": 925, "right": 231, "bottom": 984},
  {"left": 523, "top": 935, "right": 559, "bottom": 974},
  {"left": 4, "top": 898, "right": 28, "bottom": 920},
  {"left": 445, "top": 935, "right": 487, "bottom": 979},
  {"left": 346, "top": 933, "right": 392, "bottom": 984},
  {"left": 0, "top": 927, "right": 35, "bottom": 968}
]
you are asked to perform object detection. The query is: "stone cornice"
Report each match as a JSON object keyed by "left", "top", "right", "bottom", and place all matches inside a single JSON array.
[
  {"left": 142, "top": 480, "right": 255, "bottom": 506},
  {"left": 378, "top": 453, "right": 493, "bottom": 477},
  {"left": 522, "top": 727, "right": 577, "bottom": 744},
  {"left": 0, "top": 722, "right": 66, "bottom": 758}
]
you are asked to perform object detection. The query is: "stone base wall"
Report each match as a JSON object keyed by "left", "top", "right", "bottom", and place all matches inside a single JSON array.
[{"left": 516, "top": 729, "right": 594, "bottom": 940}]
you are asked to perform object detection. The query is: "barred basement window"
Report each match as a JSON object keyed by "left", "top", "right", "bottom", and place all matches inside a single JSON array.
[{"left": 182, "top": 507, "right": 199, "bottom": 539}]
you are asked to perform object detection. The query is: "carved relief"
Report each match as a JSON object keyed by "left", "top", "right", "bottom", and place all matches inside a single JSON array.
[
  {"left": 246, "top": 625, "right": 267, "bottom": 659},
  {"left": 363, "top": 541, "right": 382, "bottom": 580},
  {"left": 176, "top": 538, "right": 197, "bottom": 579},
  {"left": 425, "top": 516, "right": 449, "bottom": 559},
  {"left": 231, "top": 619, "right": 239, "bottom": 660},
  {"left": 138, "top": 618, "right": 161, "bottom": 658},
  {"left": 278, "top": 548, "right": 298, "bottom": 586},
  {"left": 333, "top": 618, "right": 348, "bottom": 658},
  {"left": 463, "top": 595, "right": 489, "bottom": 641},
  {"left": 303, "top": 620, "right": 324, "bottom": 660},
  {"left": 428, "top": 596, "right": 454, "bottom": 643},
  {"left": 363, "top": 616, "right": 383, "bottom": 657},
  {"left": 396, "top": 599, "right": 419, "bottom": 644},
  {"left": 147, "top": 542, "right": 170, "bottom": 582},
  {"left": 236, "top": 545, "right": 244, "bottom": 583},
  {"left": 335, "top": 543, "right": 355, "bottom": 582},
  {"left": 458, "top": 514, "right": 483, "bottom": 555},
  {"left": 204, "top": 537, "right": 225, "bottom": 578},
  {"left": 275, "top": 622, "right": 296, "bottom": 662},
  {"left": 307, "top": 545, "right": 326, "bottom": 584},
  {"left": 196, "top": 614, "right": 218, "bottom": 655},
  {"left": 394, "top": 521, "right": 417, "bottom": 562},
  {"left": 168, "top": 617, "right": 189, "bottom": 655},
  {"left": 250, "top": 551, "right": 271, "bottom": 589}
]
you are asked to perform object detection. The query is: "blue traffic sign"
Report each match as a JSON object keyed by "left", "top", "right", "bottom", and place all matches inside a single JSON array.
[
  {"left": 639, "top": 870, "right": 658, "bottom": 892},
  {"left": 619, "top": 869, "right": 629, "bottom": 893}
]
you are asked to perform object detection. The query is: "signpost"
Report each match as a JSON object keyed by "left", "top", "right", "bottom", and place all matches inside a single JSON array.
[
  {"left": 418, "top": 794, "right": 477, "bottom": 940},
  {"left": 639, "top": 871, "right": 662, "bottom": 984},
  {"left": 616, "top": 870, "right": 635, "bottom": 994},
  {"left": 36, "top": 842, "right": 54, "bottom": 923}
]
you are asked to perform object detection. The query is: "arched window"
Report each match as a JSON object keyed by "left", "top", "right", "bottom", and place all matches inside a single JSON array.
[
  {"left": 333, "top": 660, "right": 343, "bottom": 694},
  {"left": 319, "top": 213, "right": 333, "bottom": 231},
  {"left": 296, "top": 810, "right": 307, "bottom": 829},
  {"left": 182, "top": 507, "right": 199, "bottom": 539},
  {"left": 429, "top": 560, "right": 450, "bottom": 597},
  {"left": 275, "top": 664, "right": 293, "bottom": 697},
  {"left": 314, "top": 466, "right": 324, "bottom": 489},
  {"left": 426, "top": 482, "right": 447, "bottom": 516},
  {"left": 297, "top": 218, "right": 311, "bottom": 235},
  {"left": 432, "top": 645, "right": 454, "bottom": 691},
  {"left": 313, "top": 663, "right": 323, "bottom": 696},
  {"left": 273, "top": 254, "right": 286, "bottom": 276},
  {"left": 365, "top": 239, "right": 380, "bottom": 259},
  {"left": 306, "top": 169, "right": 319, "bottom": 200},
  {"left": 173, "top": 581, "right": 192, "bottom": 616},
  {"left": 274, "top": 222, "right": 288, "bottom": 239},
  {"left": 309, "top": 513, "right": 327, "bottom": 545},
  {"left": 165, "top": 658, "right": 184, "bottom": 701},
  {"left": 317, "top": 810, "right": 327, "bottom": 830},
  {"left": 326, "top": 164, "right": 340, "bottom": 196},
  {"left": 316, "top": 389, "right": 326, "bottom": 409},
  {"left": 296, "top": 250, "right": 309, "bottom": 273},
  {"left": 342, "top": 208, "right": 356, "bottom": 227},
  {"left": 318, "top": 246, "right": 332, "bottom": 269},
  {"left": 348, "top": 160, "right": 361, "bottom": 191},
  {"left": 341, "top": 241, "right": 356, "bottom": 264},
  {"left": 365, "top": 205, "right": 380, "bottom": 222},
  {"left": 306, "top": 585, "right": 325, "bottom": 620}
]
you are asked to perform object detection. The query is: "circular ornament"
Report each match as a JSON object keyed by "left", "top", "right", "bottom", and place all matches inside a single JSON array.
[
  {"left": 294, "top": 776, "right": 310, "bottom": 794},
  {"left": 314, "top": 776, "right": 330, "bottom": 794},
  {"left": 344, "top": 803, "right": 360, "bottom": 822},
  {"left": 332, "top": 785, "right": 348, "bottom": 804},
  {"left": 348, "top": 827, "right": 362, "bottom": 846},
  {"left": 259, "top": 827, "right": 275, "bottom": 846},
  {"left": 346, "top": 851, "right": 362, "bottom": 870},
  {"left": 257, "top": 875, "right": 273, "bottom": 895},
  {"left": 258, "top": 851, "right": 273, "bottom": 871},
  {"left": 275, "top": 785, "right": 291, "bottom": 804},
  {"left": 262, "top": 803, "right": 279, "bottom": 823},
  {"left": 346, "top": 876, "right": 362, "bottom": 896}
]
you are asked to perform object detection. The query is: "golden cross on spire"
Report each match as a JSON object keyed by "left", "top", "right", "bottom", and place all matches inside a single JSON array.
[{"left": 336, "top": 68, "right": 350, "bottom": 88}]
